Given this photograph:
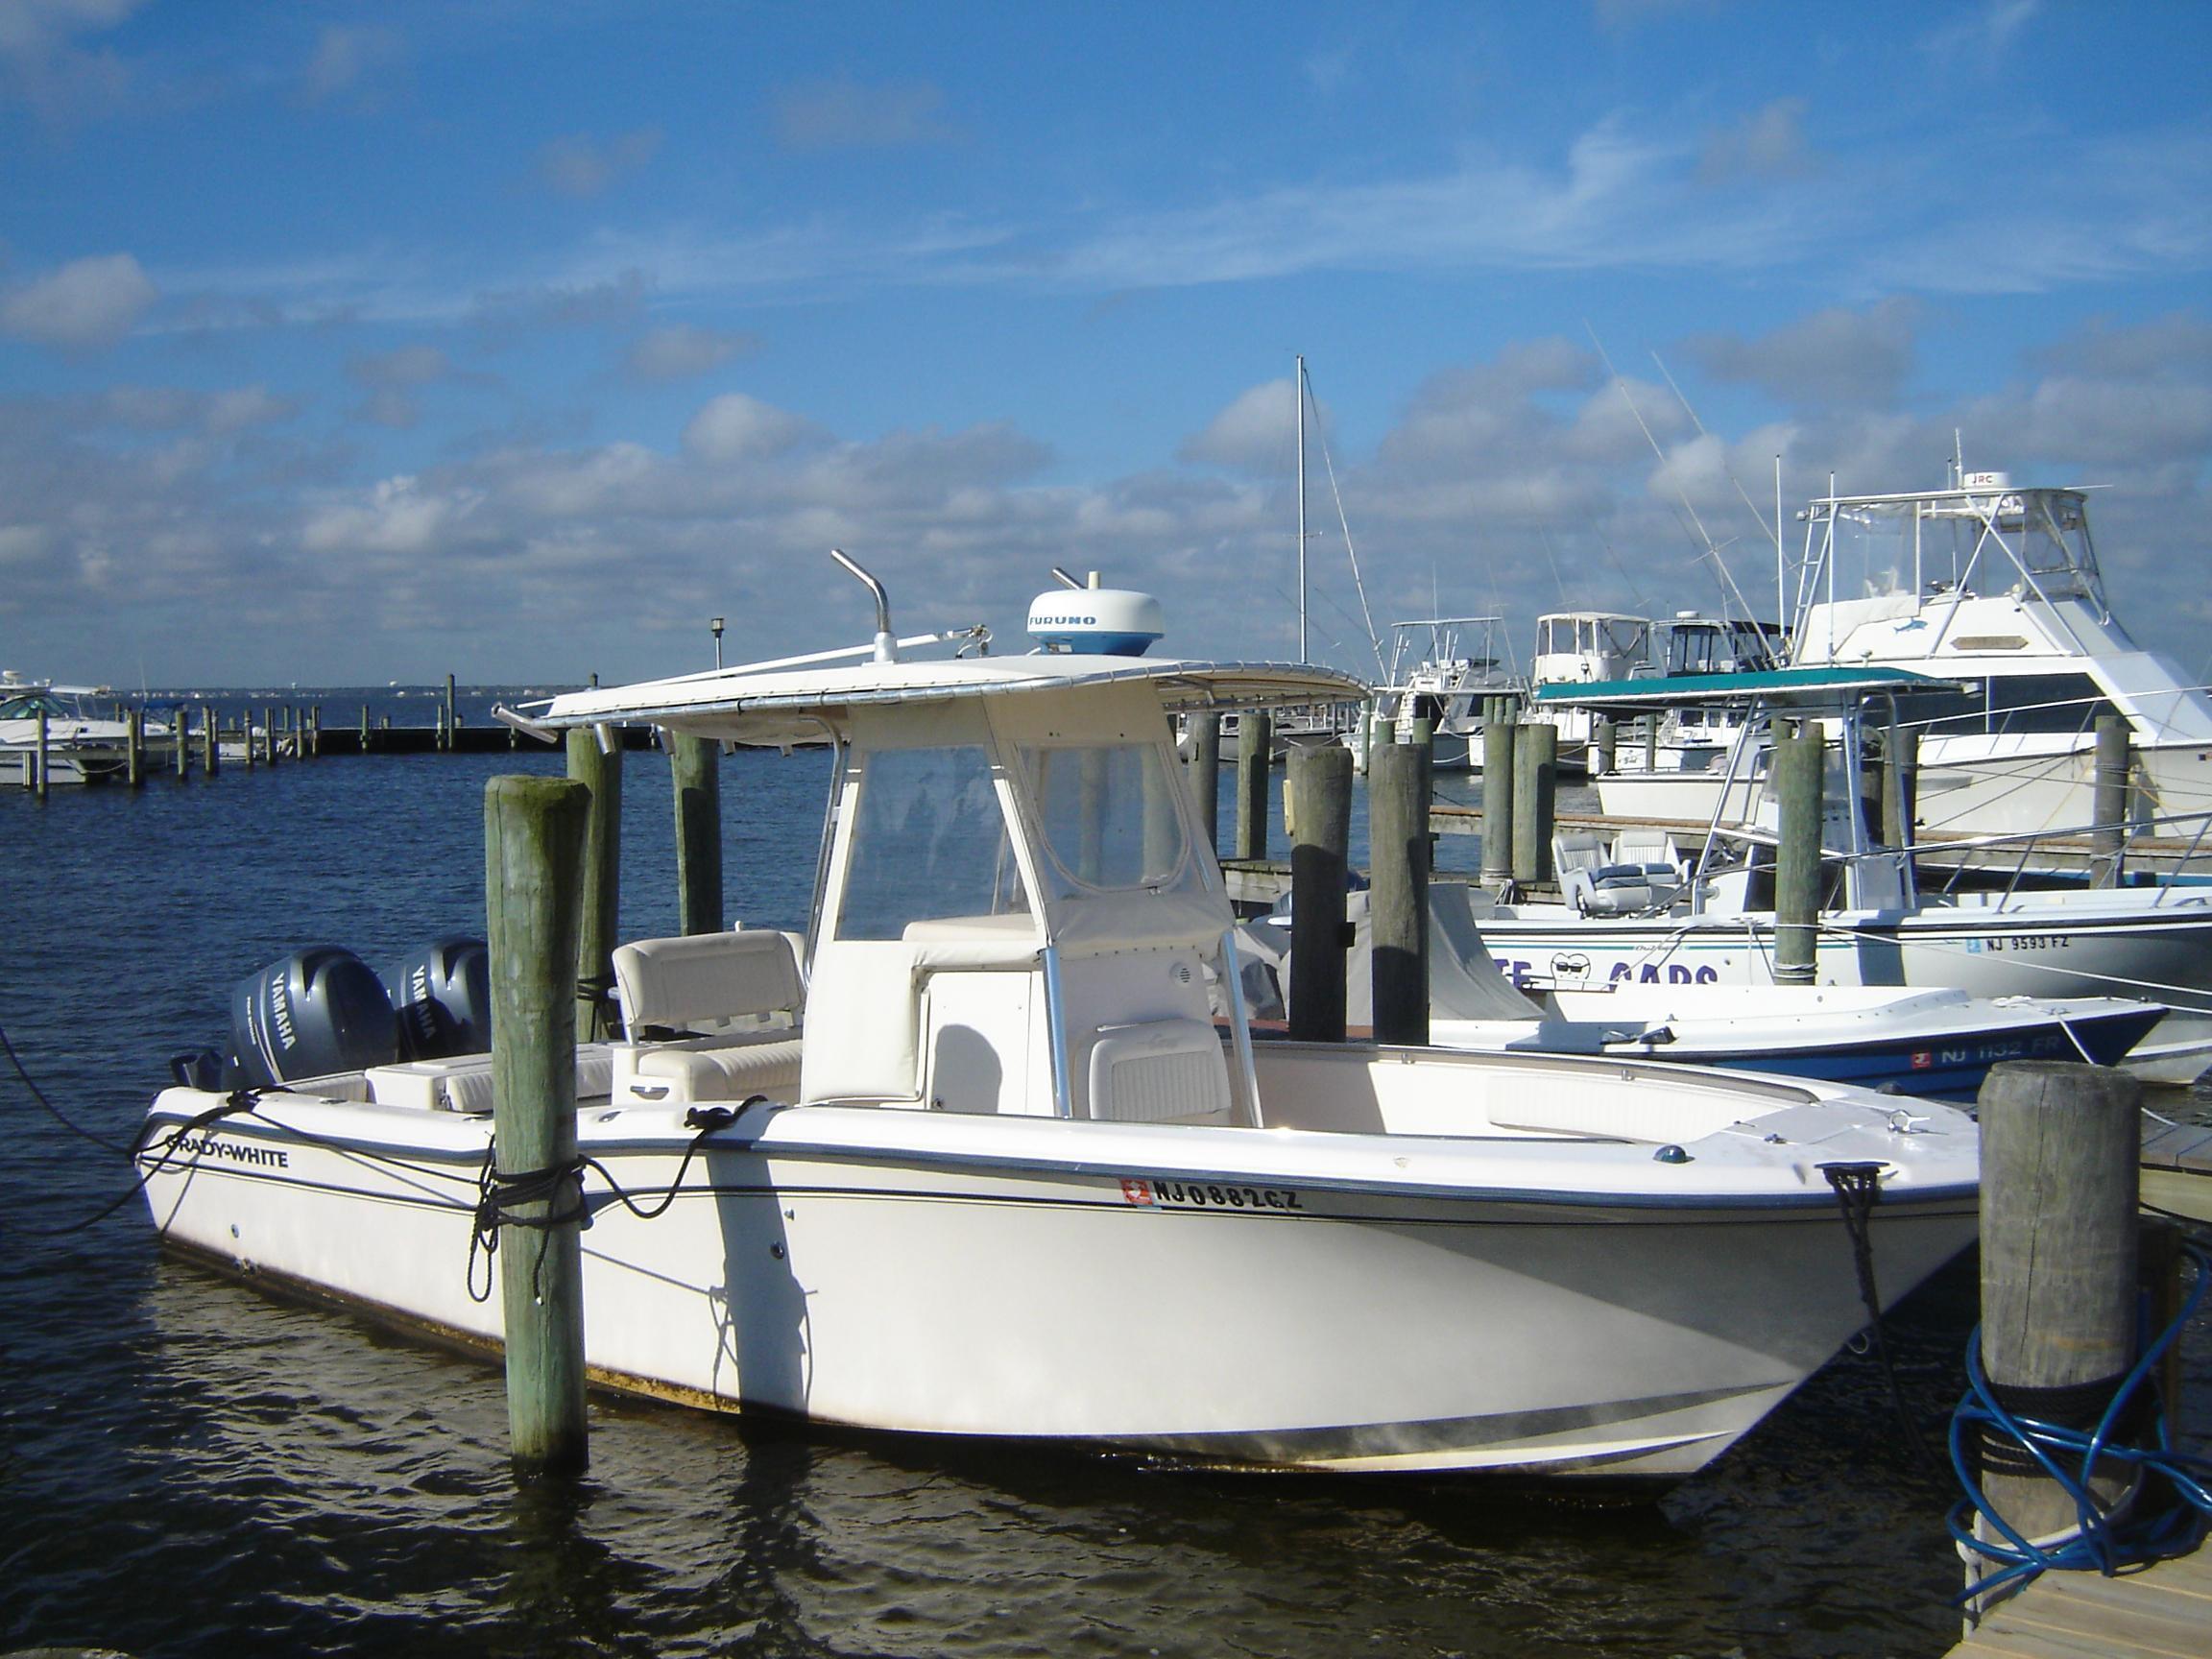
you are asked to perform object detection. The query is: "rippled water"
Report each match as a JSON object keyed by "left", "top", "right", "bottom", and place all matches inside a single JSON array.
[{"left": 1, "top": 743, "right": 2194, "bottom": 1657}]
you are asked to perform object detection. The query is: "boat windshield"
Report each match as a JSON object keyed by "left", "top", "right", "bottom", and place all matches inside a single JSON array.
[
  {"left": 1018, "top": 743, "right": 1197, "bottom": 900},
  {"left": 833, "top": 745, "right": 1031, "bottom": 941},
  {"left": 1815, "top": 488, "right": 2104, "bottom": 610}
]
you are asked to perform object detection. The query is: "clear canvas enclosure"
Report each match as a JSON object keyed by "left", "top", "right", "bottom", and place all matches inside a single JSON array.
[
  {"left": 1017, "top": 743, "right": 1196, "bottom": 900},
  {"left": 833, "top": 744, "right": 1030, "bottom": 941}
]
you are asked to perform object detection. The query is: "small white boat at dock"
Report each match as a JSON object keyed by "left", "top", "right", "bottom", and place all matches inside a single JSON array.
[{"left": 137, "top": 565, "right": 1979, "bottom": 1480}]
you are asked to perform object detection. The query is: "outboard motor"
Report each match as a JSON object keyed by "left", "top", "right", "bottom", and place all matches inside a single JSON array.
[
  {"left": 227, "top": 945, "right": 399, "bottom": 1089},
  {"left": 382, "top": 936, "right": 493, "bottom": 1059}
]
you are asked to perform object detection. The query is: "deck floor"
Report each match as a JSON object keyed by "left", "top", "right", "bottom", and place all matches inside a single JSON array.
[{"left": 1945, "top": 1546, "right": 2212, "bottom": 1658}]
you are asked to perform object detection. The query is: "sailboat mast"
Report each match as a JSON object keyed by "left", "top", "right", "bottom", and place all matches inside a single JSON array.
[{"left": 1296, "top": 354, "right": 1309, "bottom": 661}]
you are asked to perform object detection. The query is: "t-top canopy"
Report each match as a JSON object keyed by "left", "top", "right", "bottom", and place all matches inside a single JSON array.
[
  {"left": 508, "top": 656, "right": 1367, "bottom": 749},
  {"left": 1530, "top": 664, "right": 1956, "bottom": 713}
]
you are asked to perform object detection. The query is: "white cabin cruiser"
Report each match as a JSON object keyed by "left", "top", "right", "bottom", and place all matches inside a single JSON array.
[
  {"left": 0, "top": 674, "right": 144, "bottom": 784},
  {"left": 1529, "top": 611, "right": 1649, "bottom": 775},
  {"left": 1369, "top": 616, "right": 1516, "bottom": 772},
  {"left": 137, "top": 570, "right": 1978, "bottom": 1480},
  {"left": 1606, "top": 473, "right": 2212, "bottom": 840}
]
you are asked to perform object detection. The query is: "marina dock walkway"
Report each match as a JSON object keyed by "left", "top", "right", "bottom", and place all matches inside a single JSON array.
[{"left": 1943, "top": 1546, "right": 2212, "bottom": 1657}]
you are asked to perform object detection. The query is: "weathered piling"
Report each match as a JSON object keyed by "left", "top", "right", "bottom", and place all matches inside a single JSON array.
[
  {"left": 1286, "top": 746, "right": 1353, "bottom": 1043},
  {"left": 1510, "top": 720, "right": 1556, "bottom": 886},
  {"left": 262, "top": 706, "right": 278, "bottom": 767},
  {"left": 565, "top": 728, "right": 623, "bottom": 1041},
  {"left": 1773, "top": 720, "right": 1823, "bottom": 985},
  {"left": 173, "top": 709, "right": 189, "bottom": 780},
  {"left": 2092, "top": 713, "right": 2131, "bottom": 889},
  {"left": 1592, "top": 715, "right": 1616, "bottom": 778},
  {"left": 1972, "top": 1061, "right": 2141, "bottom": 1580},
  {"left": 1479, "top": 697, "right": 1515, "bottom": 885},
  {"left": 485, "top": 774, "right": 593, "bottom": 1475},
  {"left": 32, "top": 708, "right": 48, "bottom": 797},
  {"left": 443, "top": 673, "right": 459, "bottom": 752},
  {"left": 1234, "top": 711, "right": 1271, "bottom": 862},
  {"left": 1883, "top": 720, "right": 1917, "bottom": 850},
  {"left": 1188, "top": 712, "right": 1221, "bottom": 854},
  {"left": 360, "top": 705, "right": 373, "bottom": 752},
  {"left": 669, "top": 731, "right": 723, "bottom": 935},
  {"left": 126, "top": 707, "right": 144, "bottom": 787},
  {"left": 202, "top": 706, "right": 220, "bottom": 778},
  {"left": 1368, "top": 740, "right": 1431, "bottom": 1046}
]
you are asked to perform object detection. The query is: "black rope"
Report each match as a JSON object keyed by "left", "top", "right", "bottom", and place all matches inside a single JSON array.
[
  {"left": 0, "top": 1018, "right": 132, "bottom": 1157},
  {"left": 19, "top": 1091, "right": 262, "bottom": 1238},
  {"left": 579, "top": 1102, "right": 749, "bottom": 1220},
  {"left": 464, "top": 1102, "right": 757, "bottom": 1301},
  {"left": 1821, "top": 1160, "right": 1943, "bottom": 1479},
  {"left": 467, "top": 1144, "right": 589, "bottom": 1306}
]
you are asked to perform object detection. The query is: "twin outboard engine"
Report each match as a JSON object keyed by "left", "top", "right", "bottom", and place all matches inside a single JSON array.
[
  {"left": 171, "top": 936, "right": 494, "bottom": 1092},
  {"left": 227, "top": 945, "right": 400, "bottom": 1090},
  {"left": 381, "top": 936, "right": 492, "bottom": 1059}
]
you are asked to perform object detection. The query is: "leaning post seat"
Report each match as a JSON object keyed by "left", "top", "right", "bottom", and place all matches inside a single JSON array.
[{"left": 609, "top": 929, "right": 807, "bottom": 1105}]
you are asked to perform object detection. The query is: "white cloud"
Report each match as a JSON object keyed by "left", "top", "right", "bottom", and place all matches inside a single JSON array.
[
  {"left": 537, "top": 128, "right": 663, "bottom": 198},
  {"left": 0, "top": 0, "right": 141, "bottom": 124},
  {"left": 301, "top": 474, "right": 476, "bottom": 557},
  {"left": 682, "top": 393, "right": 830, "bottom": 463},
  {"left": 1698, "top": 98, "right": 1815, "bottom": 183},
  {"left": 771, "top": 75, "right": 954, "bottom": 151},
  {"left": 624, "top": 324, "right": 756, "bottom": 382},
  {"left": 301, "top": 23, "right": 404, "bottom": 106},
  {"left": 1179, "top": 377, "right": 1310, "bottom": 472},
  {"left": 0, "top": 252, "right": 156, "bottom": 348},
  {"left": 1922, "top": 0, "right": 2040, "bottom": 64},
  {"left": 1683, "top": 300, "right": 1922, "bottom": 406}
]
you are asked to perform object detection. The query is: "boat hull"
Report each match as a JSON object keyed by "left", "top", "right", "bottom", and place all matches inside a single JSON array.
[{"left": 138, "top": 1073, "right": 1975, "bottom": 1479}]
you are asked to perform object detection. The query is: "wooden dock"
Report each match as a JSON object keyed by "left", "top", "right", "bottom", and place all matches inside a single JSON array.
[
  {"left": 1945, "top": 1547, "right": 2212, "bottom": 1657},
  {"left": 2141, "top": 1113, "right": 2212, "bottom": 1227}
]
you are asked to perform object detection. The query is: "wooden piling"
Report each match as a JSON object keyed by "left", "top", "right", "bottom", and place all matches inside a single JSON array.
[
  {"left": 1479, "top": 697, "right": 1515, "bottom": 885},
  {"left": 1592, "top": 715, "right": 1616, "bottom": 779},
  {"left": 360, "top": 705, "right": 372, "bottom": 752},
  {"left": 263, "top": 707, "right": 277, "bottom": 767},
  {"left": 1188, "top": 712, "right": 1221, "bottom": 855},
  {"left": 1773, "top": 720, "right": 1823, "bottom": 985},
  {"left": 1234, "top": 711, "right": 1271, "bottom": 863},
  {"left": 32, "top": 708, "right": 48, "bottom": 797},
  {"left": 444, "top": 673, "right": 458, "bottom": 752},
  {"left": 670, "top": 732, "right": 723, "bottom": 935},
  {"left": 565, "top": 728, "right": 623, "bottom": 1041},
  {"left": 1286, "top": 746, "right": 1353, "bottom": 1044},
  {"left": 2092, "top": 713, "right": 2131, "bottom": 889},
  {"left": 173, "top": 709, "right": 189, "bottom": 780},
  {"left": 485, "top": 773, "right": 593, "bottom": 1475},
  {"left": 1509, "top": 720, "right": 1555, "bottom": 886},
  {"left": 1972, "top": 1061, "right": 2141, "bottom": 1585},
  {"left": 1368, "top": 741, "right": 1431, "bottom": 1046},
  {"left": 126, "top": 708, "right": 144, "bottom": 787}
]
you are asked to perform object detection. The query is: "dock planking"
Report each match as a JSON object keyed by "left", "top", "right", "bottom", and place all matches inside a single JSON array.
[
  {"left": 2141, "top": 1113, "right": 2212, "bottom": 1228},
  {"left": 1945, "top": 1546, "right": 2212, "bottom": 1658}
]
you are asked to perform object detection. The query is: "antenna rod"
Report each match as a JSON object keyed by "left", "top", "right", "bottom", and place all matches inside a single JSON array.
[
  {"left": 830, "top": 548, "right": 898, "bottom": 663},
  {"left": 1296, "top": 354, "right": 1309, "bottom": 661}
]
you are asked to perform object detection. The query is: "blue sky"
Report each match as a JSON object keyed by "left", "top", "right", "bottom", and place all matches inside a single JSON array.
[{"left": 3, "top": 0, "right": 2209, "bottom": 688}]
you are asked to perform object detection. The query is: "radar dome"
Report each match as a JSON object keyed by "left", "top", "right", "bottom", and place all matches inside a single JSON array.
[{"left": 1025, "top": 588, "right": 1165, "bottom": 656}]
